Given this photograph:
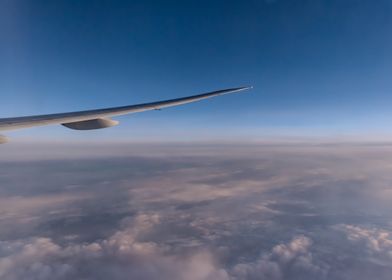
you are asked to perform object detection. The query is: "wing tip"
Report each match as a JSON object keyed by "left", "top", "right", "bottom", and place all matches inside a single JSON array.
[
  {"left": 241, "top": 85, "right": 253, "bottom": 91},
  {"left": 225, "top": 85, "right": 253, "bottom": 94}
]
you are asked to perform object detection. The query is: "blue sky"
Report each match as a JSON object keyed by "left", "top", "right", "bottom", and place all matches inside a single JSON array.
[{"left": 1, "top": 0, "right": 392, "bottom": 141}]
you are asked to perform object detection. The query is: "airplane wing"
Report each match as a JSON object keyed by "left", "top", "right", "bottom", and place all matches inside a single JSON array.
[{"left": 0, "top": 86, "right": 251, "bottom": 142}]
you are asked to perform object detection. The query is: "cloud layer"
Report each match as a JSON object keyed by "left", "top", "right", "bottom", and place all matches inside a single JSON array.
[{"left": 2, "top": 143, "right": 392, "bottom": 279}]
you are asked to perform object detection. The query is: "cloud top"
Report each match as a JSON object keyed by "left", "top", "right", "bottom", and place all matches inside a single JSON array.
[{"left": 2, "top": 144, "right": 392, "bottom": 279}]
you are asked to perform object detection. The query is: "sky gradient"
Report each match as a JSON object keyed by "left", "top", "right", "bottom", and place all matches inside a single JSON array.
[
  {"left": 1, "top": 0, "right": 392, "bottom": 142},
  {"left": 2, "top": 3, "right": 392, "bottom": 279}
]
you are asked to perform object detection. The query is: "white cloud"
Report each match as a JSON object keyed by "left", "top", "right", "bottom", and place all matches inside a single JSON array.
[
  {"left": 3, "top": 144, "right": 392, "bottom": 279},
  {"left": 231, "top": 236, "right": 326, "bottom": 280},
  {"left": 0, "top": 213, "right": 229, "bottom": 280},
  {"left": 0, "top": 230, "right": 330, "bottom": 280},
  {"left": 338, "top": 225, "right": 392, "bottom": 262}
]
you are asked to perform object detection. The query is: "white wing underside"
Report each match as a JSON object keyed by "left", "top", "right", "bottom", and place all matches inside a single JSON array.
[{"left": 0, "top": 87, "right": 251, "bottom": 136}]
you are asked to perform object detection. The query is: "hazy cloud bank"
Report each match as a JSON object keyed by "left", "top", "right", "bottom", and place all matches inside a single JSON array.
[{"left": 2, "top": 143, "right": 392, "bottom": 279}]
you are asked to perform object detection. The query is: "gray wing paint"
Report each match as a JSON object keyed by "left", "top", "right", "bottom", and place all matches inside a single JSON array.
[{"left": 0, "top": 86, "right": 251, "bottom": 133}]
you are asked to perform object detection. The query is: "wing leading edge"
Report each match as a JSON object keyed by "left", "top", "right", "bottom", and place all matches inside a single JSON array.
[{"left": 0, "top": 86, "right": 251, "bottom": 134}]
